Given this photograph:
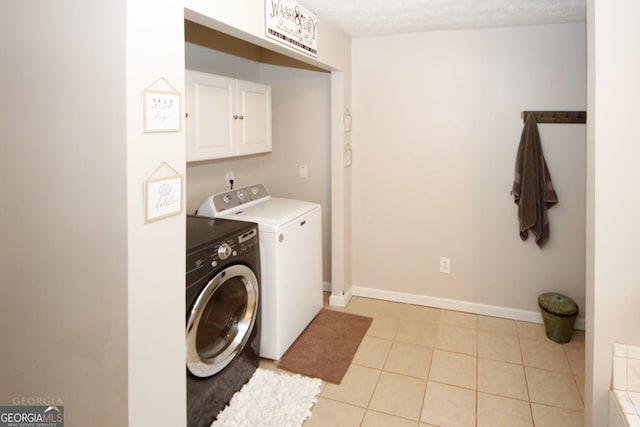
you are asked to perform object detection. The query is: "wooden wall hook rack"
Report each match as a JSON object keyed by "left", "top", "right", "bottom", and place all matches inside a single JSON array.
[{"left": 521, "top": 111, "right": 587, "bottom": 124}]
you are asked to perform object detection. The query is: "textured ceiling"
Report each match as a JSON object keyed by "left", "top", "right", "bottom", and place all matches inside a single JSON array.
[{"left": 300, "top": 0, "right": 586, "bottom": 37}]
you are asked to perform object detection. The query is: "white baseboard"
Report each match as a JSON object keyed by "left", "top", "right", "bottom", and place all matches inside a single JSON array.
[
  {"left": 351, "top": 286, "right": 585, "bottom": 331},
  {"left": 328, "top": 286, "right": 353, "bottom": 308}
]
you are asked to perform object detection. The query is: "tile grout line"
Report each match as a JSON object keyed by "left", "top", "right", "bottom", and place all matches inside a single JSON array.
[
  {"left": 517, "top": 324, "right": 536, "bottom": 426},
  {"left": 419, "top": 318, "right": 439, "bottom": 426},
  {"left": 475, "top": 324, "right": 480, "bottom": 427},
  {"left": 562, "top": 341, "right": 586, "bottom": 409}
]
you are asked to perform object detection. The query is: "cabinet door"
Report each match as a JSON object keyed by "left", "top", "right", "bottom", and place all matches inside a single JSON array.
[
  {"left": 186, "top": 70, "right": 236, "bottom": 161},
  {"left": 237, "top": 80, "right": 272, "bottom": 156}
]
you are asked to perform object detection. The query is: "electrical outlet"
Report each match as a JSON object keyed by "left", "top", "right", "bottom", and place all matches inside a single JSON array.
[
  {"left": 439, "top": 257, "right": 451, "bottom": 274},
  {"left": 299, "top": 164, "right": 308, "bottom": 178}
]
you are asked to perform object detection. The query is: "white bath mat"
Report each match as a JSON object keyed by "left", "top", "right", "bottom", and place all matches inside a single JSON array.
[{"left": 211, "top": 368, "right": 322, "bottom": 427}]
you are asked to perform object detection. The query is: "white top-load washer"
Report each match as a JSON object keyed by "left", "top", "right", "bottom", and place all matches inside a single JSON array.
[{"left": 197, "top": 184, "right": 323, "bottom": 360}]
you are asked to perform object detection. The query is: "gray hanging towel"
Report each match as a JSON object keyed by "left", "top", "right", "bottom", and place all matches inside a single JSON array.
[{"left": 512, "top": 113, "right": 558, "bottom": 247}]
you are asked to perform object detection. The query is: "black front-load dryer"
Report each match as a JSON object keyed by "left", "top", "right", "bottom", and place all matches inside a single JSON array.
[{"left": 186, "top": 215, "right": 261, "bottom": 427}]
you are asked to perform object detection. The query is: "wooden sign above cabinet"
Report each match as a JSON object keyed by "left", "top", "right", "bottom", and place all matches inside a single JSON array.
[{"left": 185, "top": 69, "right": 272, "bottom": 162}]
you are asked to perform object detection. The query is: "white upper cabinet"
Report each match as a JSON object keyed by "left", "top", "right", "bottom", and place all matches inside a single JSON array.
[{"left": 186, "top": 69, "right": 272, "bottom": 161}]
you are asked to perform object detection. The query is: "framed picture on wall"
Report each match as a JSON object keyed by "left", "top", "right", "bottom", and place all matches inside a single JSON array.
[
  {"left": 143, "top": 77, "right": 182, "bottom": 133},
  {"left": 145, "top": 163, "right": 183, "bottom": 223}
]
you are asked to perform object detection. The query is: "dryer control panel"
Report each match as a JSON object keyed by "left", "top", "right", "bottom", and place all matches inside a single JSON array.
[
  {"left": 186, "top": 225, "right": 258, "bottom": 288},
  {"left": 198, "top": 184, "right": 271, "bottom": 218},
  {"left": 207, "top": 228, "right": 258, "bottom": 265}
]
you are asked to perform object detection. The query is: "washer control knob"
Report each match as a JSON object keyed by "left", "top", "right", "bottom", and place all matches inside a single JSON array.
[
  {"left": 223, "top": 194, "right": 232, "bottom": 204},
  {"left": 218, "top": 243, "right": 232, "bottom": 260}
]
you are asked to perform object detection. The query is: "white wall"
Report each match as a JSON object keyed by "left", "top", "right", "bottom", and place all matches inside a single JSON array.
[
  {"left": 586, "top": 1, "right": 640, "bottom": 425},
  {"left": 0, "top": 1, "right": 130, "bottom": 424},
  {"left": 0, "top": 1, "right": 129, "bottom": 425},
  {"left": 1, "top": 1, "right": 186, "bottom": 426},
  {"left": 351, "top": 23, "right": 586, "bottom": 320},
  {"left": 126, "top": 0, "right": 186, "bottom": 426}
]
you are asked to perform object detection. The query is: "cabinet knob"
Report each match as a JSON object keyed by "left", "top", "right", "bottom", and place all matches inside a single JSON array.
[
  {"left": 239, "top": 115, "right": 244, "bottom": 120},
  {"left": 233, "top": 115, "right": 238, "bottom": 120}
]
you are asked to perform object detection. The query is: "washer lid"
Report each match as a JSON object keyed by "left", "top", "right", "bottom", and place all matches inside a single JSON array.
[{"left": 221, "top": 198, "right": 320, "bottom": 232}]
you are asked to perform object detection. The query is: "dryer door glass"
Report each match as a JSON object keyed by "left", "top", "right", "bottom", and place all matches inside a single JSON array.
[{"left": 186, "top": 264, "right": 258, "bottom": 378}]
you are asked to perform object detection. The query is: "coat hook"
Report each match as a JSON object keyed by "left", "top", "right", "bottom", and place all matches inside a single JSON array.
[{"left": 521, "top": 110, "right": 586, "bottom": 123}]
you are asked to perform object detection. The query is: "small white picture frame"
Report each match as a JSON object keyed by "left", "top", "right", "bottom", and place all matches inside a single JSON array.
[
  {"left": 145, "top": 175, "right": 183, "bottom": 223},
  {"left": 144, "top": 90, "right": 181, "bottom": 132}
]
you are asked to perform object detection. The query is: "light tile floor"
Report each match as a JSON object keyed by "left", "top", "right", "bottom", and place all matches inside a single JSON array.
[{"left": 261, "top": 295, "right": 585, "bottom": 427}]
